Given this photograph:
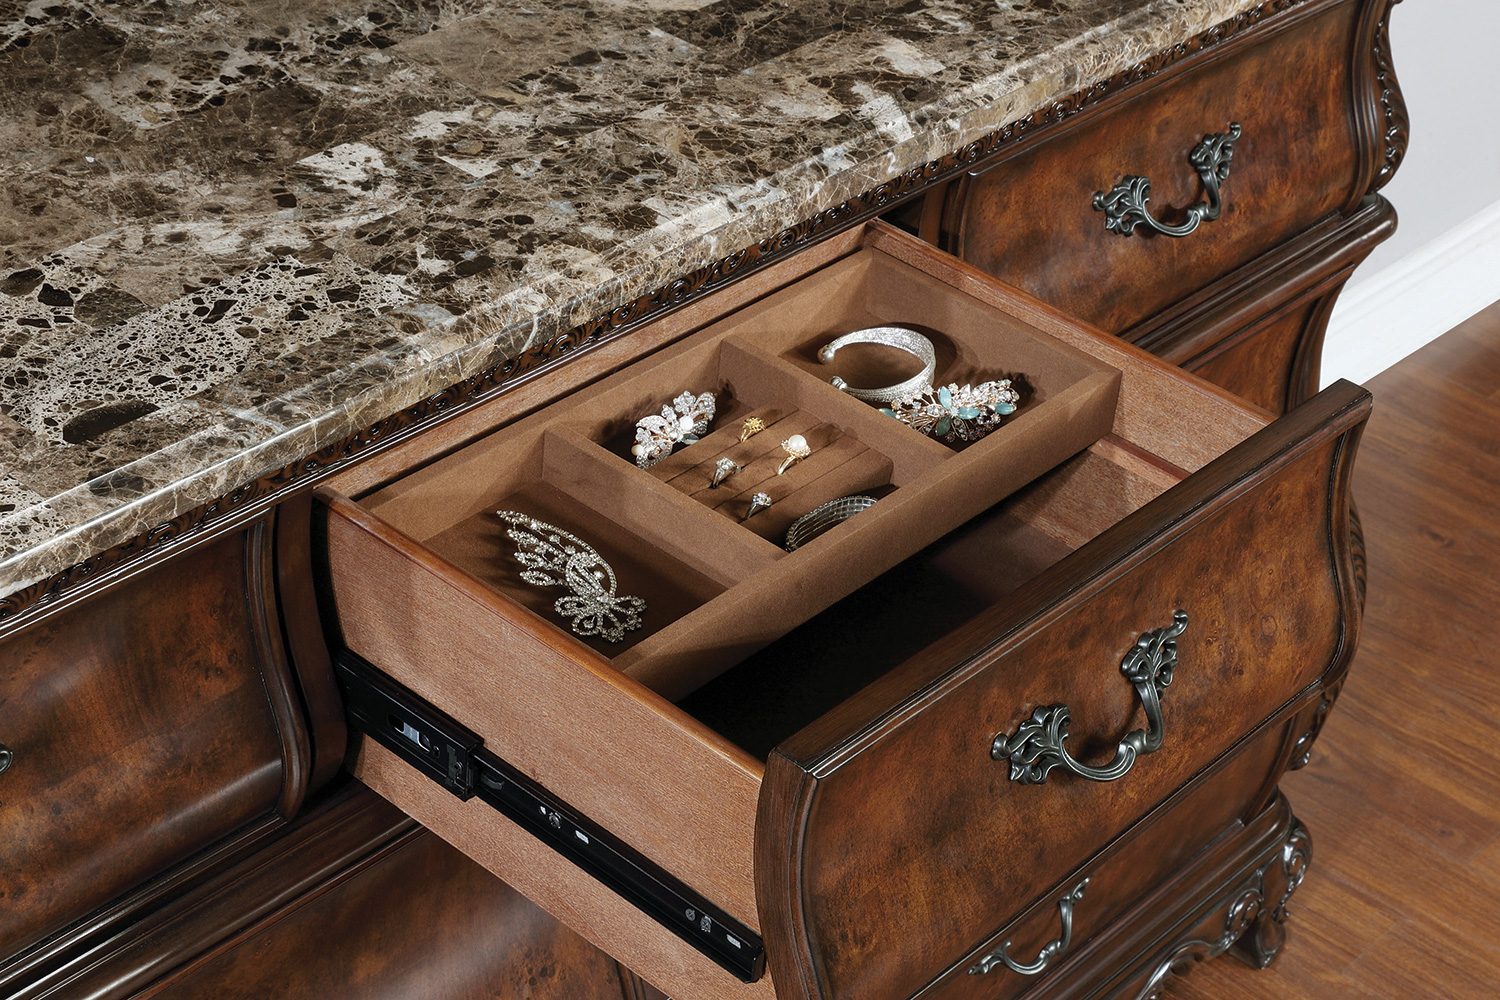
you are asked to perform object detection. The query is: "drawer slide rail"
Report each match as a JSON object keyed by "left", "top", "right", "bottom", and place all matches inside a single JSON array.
[{"left": 334, "top": 650, "right": 767, "bottom": 983}]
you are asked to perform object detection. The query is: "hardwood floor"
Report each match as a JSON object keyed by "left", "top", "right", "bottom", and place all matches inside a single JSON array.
[{"left": 1161, "top": 300, "right": 1500, "bottom": 999}]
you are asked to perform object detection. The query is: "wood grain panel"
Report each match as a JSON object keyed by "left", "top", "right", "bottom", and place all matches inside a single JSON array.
[
  {"left": 1159, "top": 302, "right": 1500, "bottom": 999},
  {"left": 950, "top": 1, "right": 1361, "bottom": 335},
  {"left": 756, "top": 382, "right": 1369, "bottom": 1000},
  {"left": 0, "top": 530, "right": 285, "bottom": 960},
  {"left": 147, "top": 819, "right": 631, "bottom": 1000}
]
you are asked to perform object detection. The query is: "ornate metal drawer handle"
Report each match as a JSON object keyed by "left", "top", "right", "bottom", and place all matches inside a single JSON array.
[
  {"left": 993, "top": 610, "right": 1188, "bottom": 784},
  {"left": 1094, "top": 126, "right": 1241, "bottom": 237},
  {"left": 969, "top": 878, "right": 1089, "bottom": 976},
  {"left": 0, "top": 744, "right": 12, "bottom": 776}
]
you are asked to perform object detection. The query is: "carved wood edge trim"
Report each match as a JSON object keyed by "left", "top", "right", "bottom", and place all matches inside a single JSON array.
[
  {"left": 0, "top": 0, "right": 1322, "bottom": 634},
  {"left": 1347, "top": 0, "right": 1408, "bottom": 206},
  {"left": 1371, "top": 0, "right": 1409, "bottom": 189},
  {"left": 1325, "top": 403, "right": 1369, "bottom": 687}
]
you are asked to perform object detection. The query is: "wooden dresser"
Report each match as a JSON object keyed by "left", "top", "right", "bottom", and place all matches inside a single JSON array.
[{"left": 0, "top": 1, "right": 1403, "bottom": 998}]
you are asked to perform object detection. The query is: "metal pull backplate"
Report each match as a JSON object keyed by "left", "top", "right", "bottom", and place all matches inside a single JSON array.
[
  {"left": 993, "top": 610, "right": 1188, "bottom": 785},
  {"left": 1094, "top": 126, "right": 1241, "bottom": 237}
]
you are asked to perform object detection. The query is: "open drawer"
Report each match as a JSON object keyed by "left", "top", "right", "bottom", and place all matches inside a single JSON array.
[{"left": 314, "top": 223, "right": 1368, "bottom": 1000}]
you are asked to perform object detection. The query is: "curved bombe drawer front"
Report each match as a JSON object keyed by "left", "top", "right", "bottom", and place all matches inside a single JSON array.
[
  {"left": 755, "top": 384, "right": 1368, "bottom": 1000},
  {"left": 950, "top": 0, "right": 1366, "bottom": 330},
  {"left": 921, "top": 727, "right": 1300, "bottom": 1000},
  {"left": 318, "top": 224, "right": 1367, "bottom": 1000},
  {"left": 944, "top": 0, "right": 1383, "bottom": 411},
  {"left": 0, "top": 526, "right": 317, "bottom": 972}
]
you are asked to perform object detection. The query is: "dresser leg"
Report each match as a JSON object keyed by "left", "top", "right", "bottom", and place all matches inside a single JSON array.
[
  {"left": 1130, "top": 811, "right": 1312, "bottom": 999},
  {"left": 1231, "top": 816, "right": 1313, "bottom": 970}
]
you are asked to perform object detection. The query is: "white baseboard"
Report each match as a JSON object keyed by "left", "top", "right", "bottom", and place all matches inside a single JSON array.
[{"left": 1320, "top": 198, "right": 1500, "bottom": 388}]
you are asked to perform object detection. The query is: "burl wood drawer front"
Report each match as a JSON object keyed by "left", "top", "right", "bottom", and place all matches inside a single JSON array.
[
  {"left": 924, "top": 720, "right": 1295, "bottom": 1000},
  {"left": 948, "top": 0, "right": 1362, "bottom": 337},
  {"left": 755, "top": 385, "right": 1367, "bottom": 1000},
  {"left": 0, "top": 532, "right": 287, "bottom": 961},
  {"left": 319, "top": 225, "right": 1364, "bottom": 1000}
]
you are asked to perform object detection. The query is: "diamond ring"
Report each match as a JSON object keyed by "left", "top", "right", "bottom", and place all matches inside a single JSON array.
[{"left": 709, "top": 456, "right": 741, "bottom": 489}]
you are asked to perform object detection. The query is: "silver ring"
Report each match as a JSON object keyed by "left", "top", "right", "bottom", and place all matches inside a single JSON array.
[
  {"left": 818, "top": 327, "right": 936, "bottom": 405},
  {"left": 745, "top": 492, "right": 773, "bottom": 519},
  {"left": 784, "top": 495, "right": 878, "bottom": 551},
  {"left": 709, "top": 456, "right": 741, "bottom": 489}
]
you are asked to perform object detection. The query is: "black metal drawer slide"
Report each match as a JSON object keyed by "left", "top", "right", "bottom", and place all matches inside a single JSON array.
[{"left": 334, "top": 649, "right": 766, "bottom": 983}]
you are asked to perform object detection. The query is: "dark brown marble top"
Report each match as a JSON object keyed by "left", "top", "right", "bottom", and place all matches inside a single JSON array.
[{"left": 0, "top": 0, "right": 1261, "bottom": 596}]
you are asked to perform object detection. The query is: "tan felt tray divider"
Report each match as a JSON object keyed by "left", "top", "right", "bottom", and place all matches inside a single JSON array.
[{"left": 355, "top": 237, "right": 1123, "bottom": 700}]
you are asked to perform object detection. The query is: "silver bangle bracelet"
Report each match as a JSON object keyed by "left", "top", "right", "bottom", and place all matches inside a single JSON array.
[
  {"left": 784, "top": 495, "right": 878, "bottom": 551},
  {"left": 818, "top": 327, "right": 936, "bottom": 405}
]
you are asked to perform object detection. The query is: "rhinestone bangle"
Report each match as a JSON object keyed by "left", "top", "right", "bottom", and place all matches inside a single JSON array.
[
  {"left": 784, "top": 495, "right": 878, "bottom": 551},
  {"left": 818, "top": 327, "right": 937, "bottom": 406}
]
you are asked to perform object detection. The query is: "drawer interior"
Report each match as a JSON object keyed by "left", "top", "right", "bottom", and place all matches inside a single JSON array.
[
  {"left": 351, "top": 239, "right": 1120, "bottom": 699},
  {"left": 321, "top": 223, "right": 1278, "bottom": 998},
  {"left": 679, "top": 435, "right": 1189, "bottom": 757}
]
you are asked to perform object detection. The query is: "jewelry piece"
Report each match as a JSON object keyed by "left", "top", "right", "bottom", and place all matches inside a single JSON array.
[
  {"left": 632, "top": 390, "right": 716, "bottom": 469},
  {"left": 784, "top": 496, "right": 878, "bottom": 551},
  {"left": 777, "top": 434, "right": 811, "bottom": 475},
  {"left": 745, "top": 492, "right": 773, "bottom": 519},
  {"left": 881, "top": 380, "right": 1021, "bottom": 444},
  {"left": 709, "top": 456, "right": 741, "bottom": 489},
  {"left": 818, "top": 327, "right": 937, "bottom": 405},
  {"left": 495, "top": 511, "right": 646, "bottom": 642},
  {"left": 739, "top": 416, "right": 765, "bottom": 441}
]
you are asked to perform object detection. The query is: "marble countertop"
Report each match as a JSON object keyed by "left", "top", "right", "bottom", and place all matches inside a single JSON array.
[{"left": 0, "top": 0, "right": 1264, "bottom": 598}]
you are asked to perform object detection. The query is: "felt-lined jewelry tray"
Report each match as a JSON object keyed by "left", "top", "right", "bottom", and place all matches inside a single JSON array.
[{"left": 341, "top": 233, "right": 1121, "bottom": 699}]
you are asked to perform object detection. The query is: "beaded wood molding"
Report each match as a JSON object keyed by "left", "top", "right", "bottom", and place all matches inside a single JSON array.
[{"left": 0, "top": 0, "right": 1406, "bottom": 632}]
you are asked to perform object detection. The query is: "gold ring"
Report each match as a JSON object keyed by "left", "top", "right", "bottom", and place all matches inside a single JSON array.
[
  {"left": 740, "top": 416, "right": 765, "bottom": 441},
  {"left": 776, "top": 434, "right": 811, "bottom": 475}
]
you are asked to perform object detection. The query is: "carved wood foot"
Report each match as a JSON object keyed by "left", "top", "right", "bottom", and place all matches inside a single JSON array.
[
  {"left": 1231, "top": 817, "right": 1313, "bottom": 969},
  {"left": 1131, "top": 814, "right": 1312, "bottom": 998}
]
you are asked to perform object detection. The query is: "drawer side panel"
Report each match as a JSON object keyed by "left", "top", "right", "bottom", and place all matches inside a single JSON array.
[{"left": 319, "top": 490, "right": 764, "bottom": 928}]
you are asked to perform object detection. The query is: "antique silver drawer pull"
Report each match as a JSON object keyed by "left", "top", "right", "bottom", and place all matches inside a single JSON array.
[
  {"left": 969, "top": 878, "right": 1089, "bottom": 976},
  {"left": 993, "top": 610, "right": 1188, "bottom": 784},
  {"left": 0, "top": 744, "right": 12, "bottom": 776},
  {"left": 1094, "top": 126, "right": 1241, "bottom": 237}
]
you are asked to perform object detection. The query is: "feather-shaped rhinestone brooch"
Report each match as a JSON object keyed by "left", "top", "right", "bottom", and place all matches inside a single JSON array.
[{"left": 496, "top": 511, "right": 646, "bottom": 642}]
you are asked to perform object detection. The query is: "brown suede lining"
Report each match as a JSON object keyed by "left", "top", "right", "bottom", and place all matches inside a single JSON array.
[{"left": 362, "top": 235, "right": 1124, "bottom": 699}]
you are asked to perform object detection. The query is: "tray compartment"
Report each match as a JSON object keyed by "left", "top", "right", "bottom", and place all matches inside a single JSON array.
[{"left": 358, "top": 423, "right": 747, "bottom": 659}]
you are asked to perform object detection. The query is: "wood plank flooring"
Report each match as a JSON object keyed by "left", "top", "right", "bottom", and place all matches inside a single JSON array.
[{"left": 1160, "top": 301, "right": 1500, "bottom": 999}]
